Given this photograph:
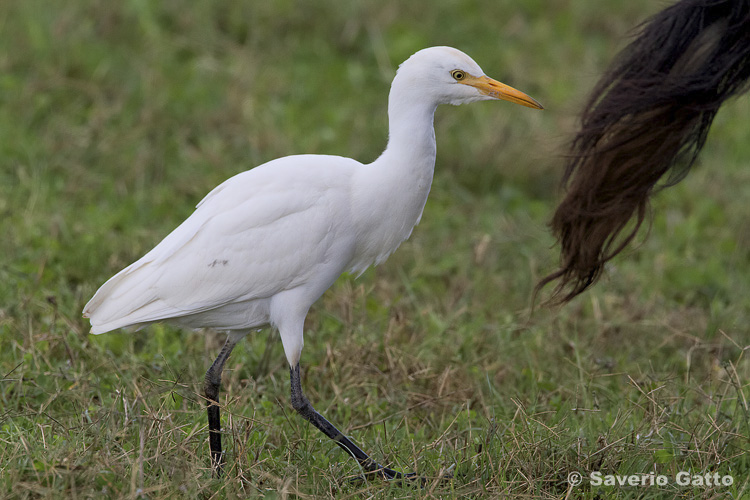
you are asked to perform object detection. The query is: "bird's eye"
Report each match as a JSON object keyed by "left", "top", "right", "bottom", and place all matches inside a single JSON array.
[{"left": 451, "top": 70, "right": 466, "bottom": 81}]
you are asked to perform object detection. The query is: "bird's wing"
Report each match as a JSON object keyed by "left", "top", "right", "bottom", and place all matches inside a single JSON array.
[{"left": 84, "top": 156, "right": 358, "bottom": 333}]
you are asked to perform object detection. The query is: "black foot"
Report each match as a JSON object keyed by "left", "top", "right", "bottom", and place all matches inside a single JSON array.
[
  {"left": 350, "top": 464, "right": 454, "bottom": 487},
  {"left": 370, "top": 468, "right": 422, "bottom": 483},
  {"left": 349, "top": 470, "right": 422, "bottom": 486}
]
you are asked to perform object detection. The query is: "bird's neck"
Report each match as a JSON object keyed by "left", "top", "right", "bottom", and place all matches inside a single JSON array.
[
  {"left": 377, "top": 90, "right": 438, "bottom": 182},
  {"left": 347, "top": 89, "right": 439, "bottom": 273}
]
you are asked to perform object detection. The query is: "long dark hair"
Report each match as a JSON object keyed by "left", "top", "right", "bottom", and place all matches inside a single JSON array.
[{"left": 537, "top": 0, "right": 750, "bottom": 304}]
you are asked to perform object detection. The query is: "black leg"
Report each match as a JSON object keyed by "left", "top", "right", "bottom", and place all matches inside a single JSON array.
[
  {"left": 289, "top": 363, "right": 420, "bottom": 482},
  {"left": 204, "top": 333, "right": 243, "bottom": 476}
]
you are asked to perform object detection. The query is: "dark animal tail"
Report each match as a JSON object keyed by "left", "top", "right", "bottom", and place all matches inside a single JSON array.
[{"left": 536, "top": 0, "right": 750, "bottom": 305}]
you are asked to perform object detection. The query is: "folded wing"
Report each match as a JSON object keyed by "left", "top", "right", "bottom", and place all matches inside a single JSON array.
[{"left": 84, "top": 156, "right": 358, "bottom": 333}]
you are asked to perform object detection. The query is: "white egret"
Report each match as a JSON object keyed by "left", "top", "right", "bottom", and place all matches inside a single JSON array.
[{"left": 84, "top": 46, "right": 542, "bottom": 479}]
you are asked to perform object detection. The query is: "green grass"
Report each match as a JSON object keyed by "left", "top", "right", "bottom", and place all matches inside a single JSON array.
[{"left": 2, "top": 0, "right": 749, "bottom": 498}]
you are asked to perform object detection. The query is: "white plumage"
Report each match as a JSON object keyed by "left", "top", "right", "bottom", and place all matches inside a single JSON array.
[{"left": 83, "top": 46, "right": 542, "bottom": 478}]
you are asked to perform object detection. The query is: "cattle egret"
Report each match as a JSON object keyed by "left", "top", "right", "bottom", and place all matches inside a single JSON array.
[{"left": 84, "top": 46, "right": 543, "bottom": 479}]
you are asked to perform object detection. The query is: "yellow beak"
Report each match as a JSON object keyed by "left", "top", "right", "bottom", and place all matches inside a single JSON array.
[{"left": 464, "top": 75, "right": 543, "bottom": 110}]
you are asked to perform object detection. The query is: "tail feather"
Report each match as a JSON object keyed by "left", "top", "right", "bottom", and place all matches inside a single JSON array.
[
  {"left": 83, "top": 262, "right": 164, "bottom": 334},
  {"left": 537, "top": 0, "right": 750, "bottom": 304}
]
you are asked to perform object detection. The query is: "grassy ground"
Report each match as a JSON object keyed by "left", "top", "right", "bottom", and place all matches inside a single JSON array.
[{"left": 2, "top": 0, "right": 749, "bottom": 498}]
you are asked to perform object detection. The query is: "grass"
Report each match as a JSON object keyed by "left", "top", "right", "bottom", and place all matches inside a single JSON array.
[{"left": 2, "top": 0, "right": 749, "bottom": 498}]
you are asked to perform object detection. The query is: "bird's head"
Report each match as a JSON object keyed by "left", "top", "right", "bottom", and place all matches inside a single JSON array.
[{"left": 396, "top": 46, "right": 543, "bottom": 109}]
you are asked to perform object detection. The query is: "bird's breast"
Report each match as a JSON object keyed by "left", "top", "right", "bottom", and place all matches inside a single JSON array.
[{"left": 348, "top": 161, "right": 435, "bottom": 273}]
